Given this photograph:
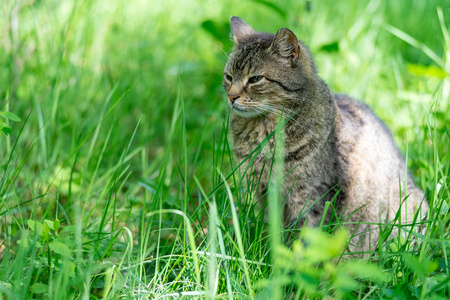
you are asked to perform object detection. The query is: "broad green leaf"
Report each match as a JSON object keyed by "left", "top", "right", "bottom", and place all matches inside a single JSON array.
[
  {"left": 49, "top": 241, "right": 72, "bottom": 257},
  {"left": 31, "top": 283, "right": 48, "bottom": 294},
  {"left": 0, "top": 111, "right": 21, "bottom": 122},
  {"left": 17, "top": 238, "right": 43, "bottom": 248},
  {"left": 53, "top": 218, "right": 60, "bottom": 230},
  {"left": 342, "top": 261, "right": 388, "bottom": 283},
  {"left": 0, "top": 118, "right": 3, "bottom": 130},
  {"left": 28, "top": 220, "right": 45, "bottom": 236},
  {"left": 301, "top": 228, "right": 348, "bottom": 262},
  {"left": 60, "top": 225, "right": 76, "bottom": 234},
  {"left": 44, "top": 220, "right": 56, "bottom": 231},
  {"left": 41, "top": 222, "right": 51, "bottom": 243},
  {"left": 2, "top": 126, "right": 11, "bottom": 135}
]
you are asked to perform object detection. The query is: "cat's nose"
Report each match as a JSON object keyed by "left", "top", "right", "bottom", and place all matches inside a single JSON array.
[{"left": 228, "top": 94, "right": 240, "bottom": 103}]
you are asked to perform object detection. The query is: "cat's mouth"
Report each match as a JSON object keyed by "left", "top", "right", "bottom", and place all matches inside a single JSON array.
[
  {"left": 232, "top": 106, "right": 246, "bottom": 112},
  {"left": 231, "top": 105, "right": 261, "bottom": 118}
]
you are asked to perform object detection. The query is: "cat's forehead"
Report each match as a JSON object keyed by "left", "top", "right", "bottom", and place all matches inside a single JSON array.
[
  {"left": 226, "top": 33, "right": 274, "bottom": 74},
  {"left": 236, "top": 32, "right": 274, "bottom": 49}
]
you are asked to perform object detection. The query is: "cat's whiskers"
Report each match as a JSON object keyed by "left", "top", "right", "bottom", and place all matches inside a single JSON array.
[
  {"left": 238, "top": 103, "right": 304, "bottom": 127},
  {"left": 261, "top": 103, "right": 305, "bottom": 127},
  {"left": 236, "top": 100, "right": 306, "bottom": 127}
]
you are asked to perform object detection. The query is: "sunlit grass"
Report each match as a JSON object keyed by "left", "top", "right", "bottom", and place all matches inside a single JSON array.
[{"left": 0, "top": 0, "right": 449, "bottom": 299}]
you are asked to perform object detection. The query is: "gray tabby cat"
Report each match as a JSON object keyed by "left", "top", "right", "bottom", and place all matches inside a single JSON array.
[{"left": 222, "top": 17, "right": 428, "bottom": 252}]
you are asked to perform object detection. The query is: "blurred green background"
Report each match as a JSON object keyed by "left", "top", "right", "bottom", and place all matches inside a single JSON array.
[{"left": 1, "top": 0, "right": 449, "bottom": 298}]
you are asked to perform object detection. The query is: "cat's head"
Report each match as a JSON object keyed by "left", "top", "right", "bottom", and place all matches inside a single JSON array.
[{"left": 223, "top": 16, "right": 316, "bottom": 118}]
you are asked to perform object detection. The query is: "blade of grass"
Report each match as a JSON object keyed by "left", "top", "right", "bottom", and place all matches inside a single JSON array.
[
  {"left": 384, "top": 24, "right": 444, "bottom": 68},
  {"left": 219, "top": 170, "right": 255, "bottom": 299}
]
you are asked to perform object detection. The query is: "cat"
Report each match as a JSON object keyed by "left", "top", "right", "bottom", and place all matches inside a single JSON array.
[{"left": 222, "top": 16, "right": 428, "bottom": 252}]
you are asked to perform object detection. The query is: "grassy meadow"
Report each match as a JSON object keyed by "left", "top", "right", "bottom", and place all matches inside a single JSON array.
[{"left": 1, "top": 0, "right": 449, "bottom": 298}]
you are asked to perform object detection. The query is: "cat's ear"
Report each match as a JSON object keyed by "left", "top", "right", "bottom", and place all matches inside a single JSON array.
[
  {"left": 230, "top": 16, "right": 255, "bottom": 44},
  {"left": 270, "top": 28, "right": 300, "bottom": 63}
]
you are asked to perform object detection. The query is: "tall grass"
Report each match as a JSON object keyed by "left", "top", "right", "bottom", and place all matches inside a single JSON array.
[{"left": 0, "top": 0, "right": 449, "bottom": 299}]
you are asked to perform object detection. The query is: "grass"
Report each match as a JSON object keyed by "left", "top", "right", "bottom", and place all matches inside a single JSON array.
[{"left": 0, "top": 0, "right": 449, "bottom": 299}]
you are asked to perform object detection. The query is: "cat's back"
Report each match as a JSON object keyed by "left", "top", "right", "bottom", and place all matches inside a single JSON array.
[
  {"left": 335, "top": 94, "right": 404, "bottom": 171},
  {"left": 334, "top": 94, "right": 425, "bottom": 225}
]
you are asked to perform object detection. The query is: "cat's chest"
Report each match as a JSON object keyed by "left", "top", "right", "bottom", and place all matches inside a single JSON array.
[{"left": 230, "top": 115, "right": 278, "bottom": 156}]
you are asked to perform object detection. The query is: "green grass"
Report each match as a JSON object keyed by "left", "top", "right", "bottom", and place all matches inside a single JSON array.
[{"left": 1, "top": 0, "right": 449, "bottom": 299}]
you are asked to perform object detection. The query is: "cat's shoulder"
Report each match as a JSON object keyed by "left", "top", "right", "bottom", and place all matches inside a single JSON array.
[
  {"left": 335, "top": 94, "right": 372, "bottom": 116},
  {"left": 334, "top": 93, "right": 384, "bottom": 128},
  {"left": 333, "top": 93, "right": 398, "bottom": 153}
]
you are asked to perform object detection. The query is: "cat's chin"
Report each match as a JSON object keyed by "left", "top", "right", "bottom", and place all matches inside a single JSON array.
[{"left": 232, "top": 107, "right": 261, "bottom": 118}]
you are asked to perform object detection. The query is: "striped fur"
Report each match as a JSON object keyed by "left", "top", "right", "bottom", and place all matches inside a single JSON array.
[{"left": 223, "top": 17, "right": 428, "bottom": 252}]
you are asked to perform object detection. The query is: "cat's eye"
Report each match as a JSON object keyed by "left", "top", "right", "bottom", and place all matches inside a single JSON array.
[
  {"left": 224, "top": 74, "right": 233, "bottom": 82},
  {"left": 248, "top": 75, "right": 263, "bottom": 84}
]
